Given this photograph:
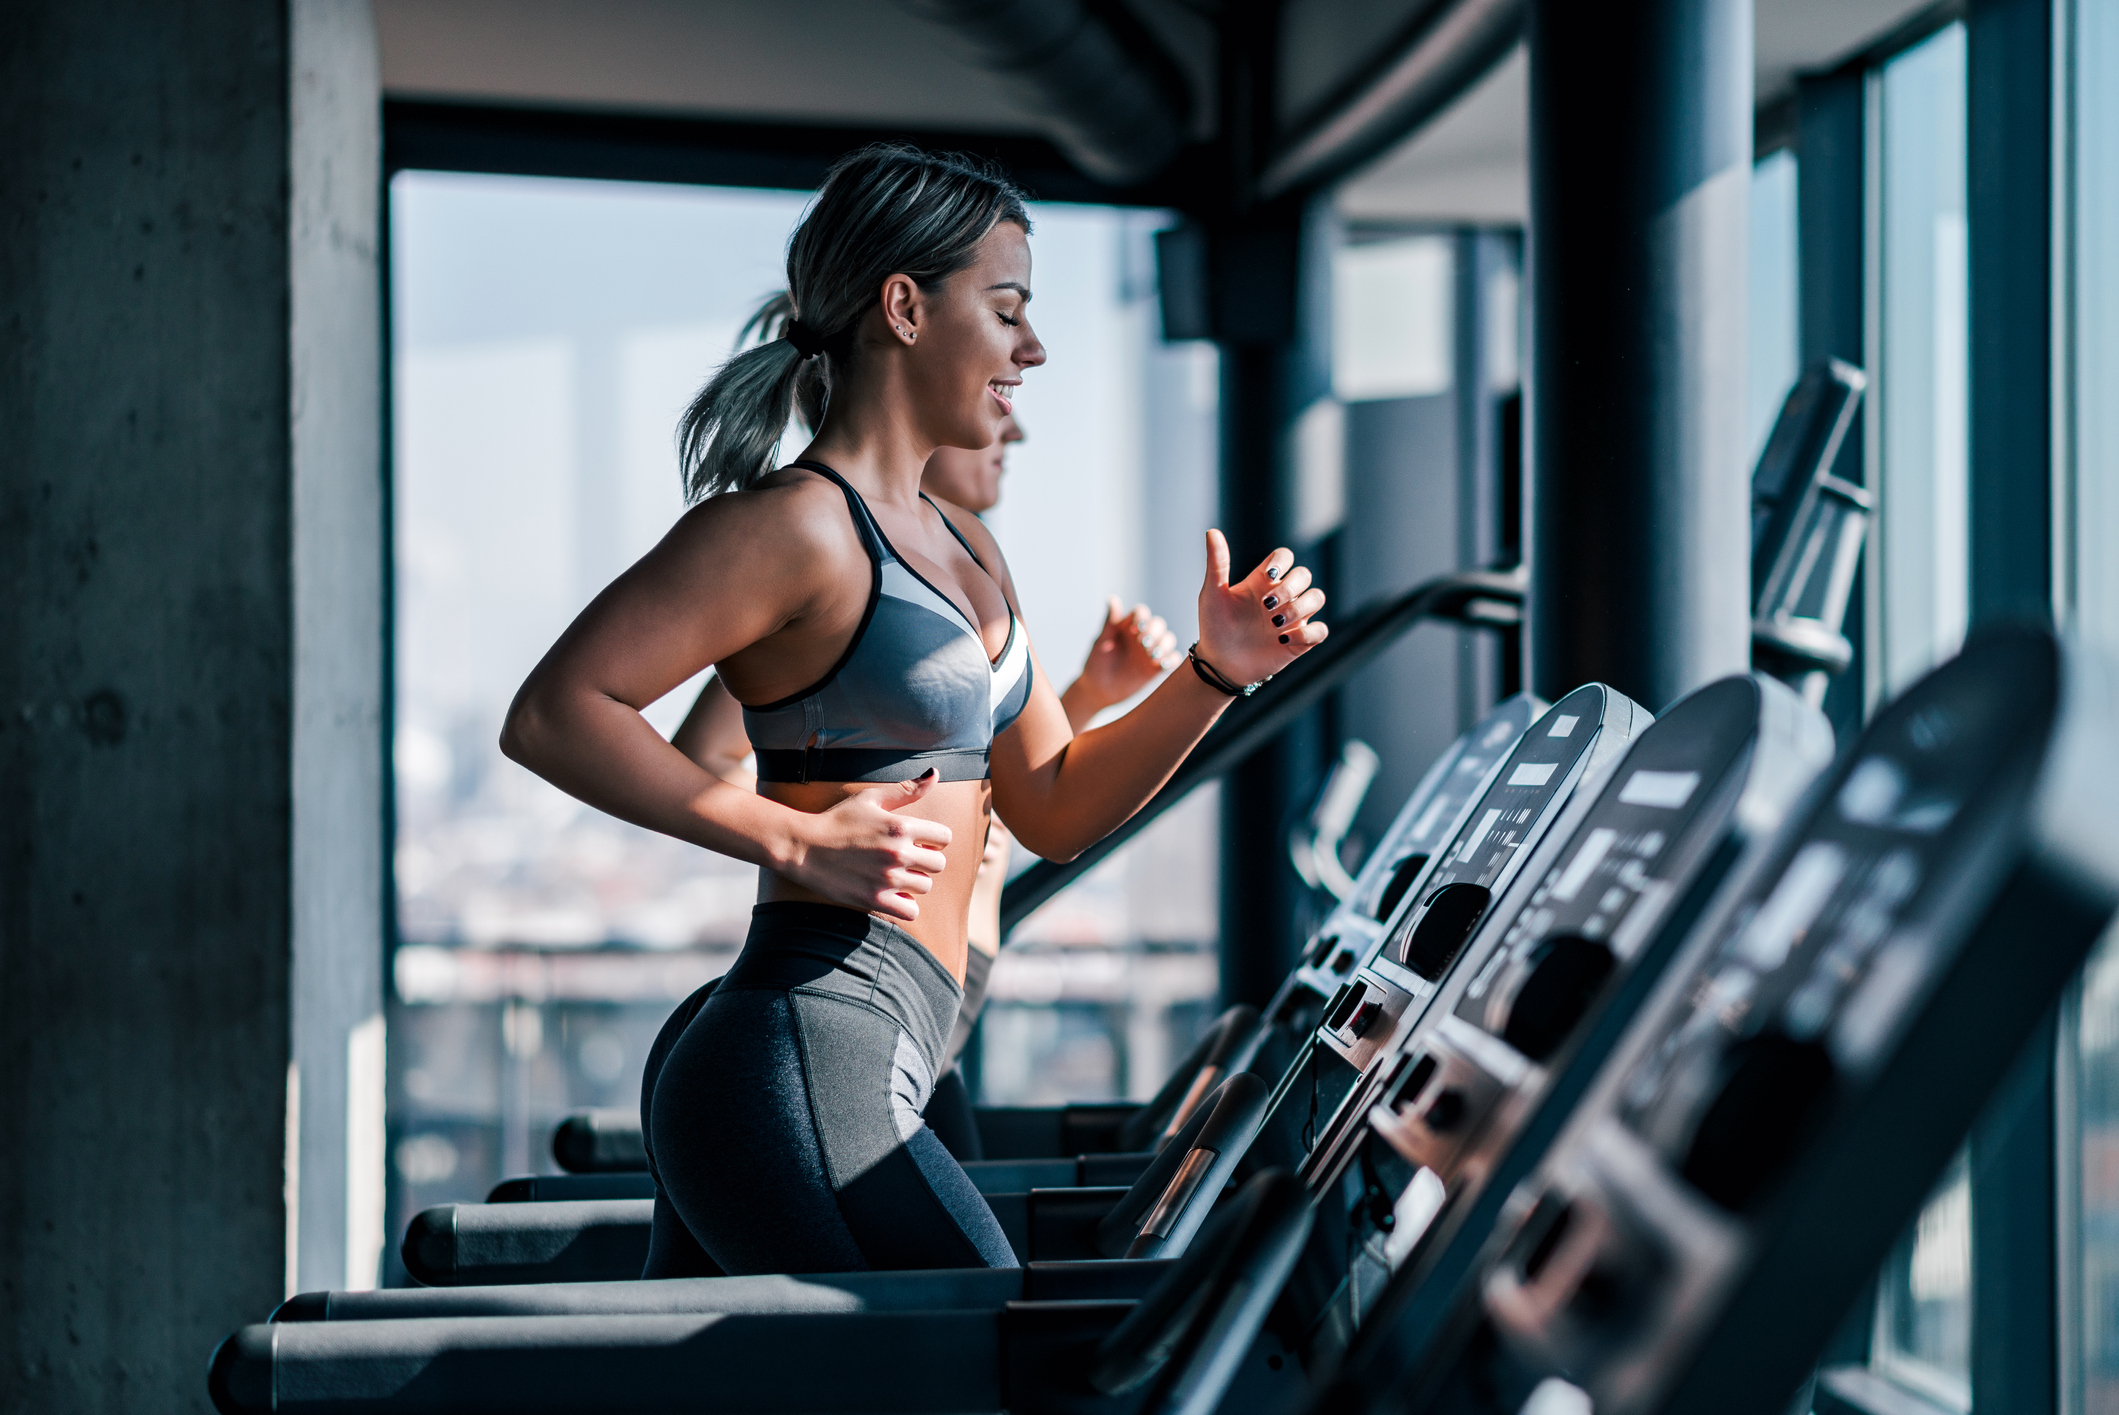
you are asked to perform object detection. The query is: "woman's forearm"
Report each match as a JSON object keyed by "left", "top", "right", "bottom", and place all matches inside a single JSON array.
[
  {"left": 502, "top": 686, "right": 805, "bottom": 873},
  {"left": 1057, "top": 676, "right": 1109, "bottom": 734},
  {"left": 994, "top": 666, "right": 1231, "bottom": 861}
]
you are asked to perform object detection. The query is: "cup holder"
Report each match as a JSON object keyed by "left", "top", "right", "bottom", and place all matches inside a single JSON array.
[
  {"left": 1500, "top": 934, "right": 1618, "bottom": 1062},
  {"left": 1397, "top": 882, "right": 1493, "bottom": 980},
  {"left": 1373, "top": 853, "right": 1432, "bottom": 921},
  {"left": 1680, "top": 1031, "right": 1836, "bottom": 1211}
]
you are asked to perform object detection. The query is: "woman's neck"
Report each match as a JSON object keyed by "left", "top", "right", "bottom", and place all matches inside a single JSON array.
[{"left": 800, "top": 376, "right": 934, "bottom": 508}]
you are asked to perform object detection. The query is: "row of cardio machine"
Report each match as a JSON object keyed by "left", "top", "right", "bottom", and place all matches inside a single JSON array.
[
  {"left": 207, "top": 364, "right": 2119, "bottom": 1414},
  {"left": 208, "top": 622, "right": 2119, "bottom": 1415}
]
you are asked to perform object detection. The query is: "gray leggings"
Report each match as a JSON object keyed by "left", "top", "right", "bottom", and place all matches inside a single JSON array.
[{"left": 642, "top": 903, "right": 1017, "bottom": 1277}]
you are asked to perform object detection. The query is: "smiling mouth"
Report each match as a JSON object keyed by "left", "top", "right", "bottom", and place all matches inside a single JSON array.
[{"left": 988, "top": 380, "right": 1016, "bottom": 413}]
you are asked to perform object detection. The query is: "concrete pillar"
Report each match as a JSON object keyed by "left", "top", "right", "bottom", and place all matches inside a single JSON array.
[
  {"left": 0, "top": 2, "right": 384, "bottom": 1407},
  {"left": 1524, "top": 0, "right": 1753, "bottom": 711}
]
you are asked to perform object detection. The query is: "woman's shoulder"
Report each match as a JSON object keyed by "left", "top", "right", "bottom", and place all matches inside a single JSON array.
[{"left": 665, "top": 468, "right": 867, "bottom": 570}]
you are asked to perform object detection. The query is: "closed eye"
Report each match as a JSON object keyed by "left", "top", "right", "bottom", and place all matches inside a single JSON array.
[{"left": 996, "top": 312, "right": 1020, "bottom": 327}]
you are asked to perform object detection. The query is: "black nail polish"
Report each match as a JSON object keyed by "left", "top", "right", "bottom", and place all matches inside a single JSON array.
[
  {"left": 1264, "top": 594, "right": 1279, "bottom": 609},
  {"left": 1279, "top": 633, "right": 1290, "bottom": 644},
  {"left": 1273, "top": 613, "right": 1287, "bottom": 627},
  {"left": 1266, "top": 567, "right": 1281, "bottom": 582}
]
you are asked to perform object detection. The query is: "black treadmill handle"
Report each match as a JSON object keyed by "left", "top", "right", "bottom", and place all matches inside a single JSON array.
[{"left": 1001, "top": 566, "right": 1525, "bottom": 935}]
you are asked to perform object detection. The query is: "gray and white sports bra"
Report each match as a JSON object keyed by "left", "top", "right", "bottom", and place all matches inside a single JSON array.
[{"left": 742, "top": 460, "right": 1034, "bottom": 784}]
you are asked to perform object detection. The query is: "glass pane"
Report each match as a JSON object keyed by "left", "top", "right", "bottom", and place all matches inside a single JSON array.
[
  {"left": 1873, "top": 23, "right": 1971, "bottom": 698},
  {"left": 1333, "top": 234, "right": 1454, "bottom": 402},
  {"left": 1749, "top": 149, "right": 1801, "bottom": 466},
  {"left": 2074, "top": 0, "right": 2119, "bottom": 656},
  {"left": 983, "top": 784, "right": 1222, "bottom": 1104},
  {"left": 1873, "top": 1149, "right": 1974, "bottom": 1410},
  {"left": 2074, "top": 934, "right": 2119, "bottom": 1414},
  {"left": 2069, "top": 5, "right": 2119, "bottom": 1406}
]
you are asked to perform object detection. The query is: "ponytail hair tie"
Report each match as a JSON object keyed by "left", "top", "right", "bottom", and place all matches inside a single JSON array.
[{"left": 785, "top": 320, "right": 827, "bottom": 360}]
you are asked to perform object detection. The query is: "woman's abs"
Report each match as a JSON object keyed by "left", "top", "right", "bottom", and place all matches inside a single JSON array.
[{"left": 757, "top": 778, "right": 990, "bottom": 980}]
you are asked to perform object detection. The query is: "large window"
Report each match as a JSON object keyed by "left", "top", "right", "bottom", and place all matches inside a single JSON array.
[
  {"left": 385, "top": 171, "right": 1221, "bottom": 1259},
  {"left": 1868, "top": 23, "right": 1971, "bottom": 703},
  {"left": 1858, "top": 21, "right": 1975, "bottom": 1410}
]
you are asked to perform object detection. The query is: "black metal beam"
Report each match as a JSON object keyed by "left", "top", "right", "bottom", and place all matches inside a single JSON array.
[
  {"left": 1967, "top": 0, "right": 2056, "bottom": 626},
  {"left": 1964, "top": 1, "right": 2058, "bottom": 1411},
  {"left": 382, "top": 99, "right": 1212, "bottom": 210},
  {"left": 890, "top": 0, "right": 1195, "bottom": 186},
  {"left": 999, "top": 568, "right": 1525, "bottom": 935}
]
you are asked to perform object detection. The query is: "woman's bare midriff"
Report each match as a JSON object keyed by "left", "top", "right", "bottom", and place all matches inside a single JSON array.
[{"left": 757, "top": 777, "right": 993, "bottom": 983}]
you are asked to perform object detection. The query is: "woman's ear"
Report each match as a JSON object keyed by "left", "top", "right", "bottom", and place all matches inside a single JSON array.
[{"left": 879, "top": 273, "right": 922, "bottom": 345}]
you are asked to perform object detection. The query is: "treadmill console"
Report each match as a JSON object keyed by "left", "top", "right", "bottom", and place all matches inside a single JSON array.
[
  {"left": 1293, "top": 696, "right": 1542, "bottom": 1003},
  {"left": 1300, "top": 685, "right": 1649, "bottom": 1183},
  {"left": 1476, "top": 629, "right": 2119, "bottom": 1415},
  {"left": 1288, "top": 676, "right": 1831, "bottom": 1385},
  {"left": 1377, "top": 685, "right": 1648, "bottom": 993}
]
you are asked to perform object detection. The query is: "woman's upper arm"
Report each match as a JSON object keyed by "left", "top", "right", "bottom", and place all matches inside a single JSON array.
[{"left": 520, "top": 483, "right": 836, "bottom": 712}]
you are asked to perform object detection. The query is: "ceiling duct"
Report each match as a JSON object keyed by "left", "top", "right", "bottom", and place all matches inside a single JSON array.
[
  {"left": 894, "top": 0, "right": 1192, "bottom": 187},
  {"left": 1260, "top": 0, "right": 1524, "bottom": 199}
]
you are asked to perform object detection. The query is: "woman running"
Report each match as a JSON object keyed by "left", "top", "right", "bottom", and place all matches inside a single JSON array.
[
  {"left": 672, "top": 414, "right": 1182, "bottom": 1162},
  {"left": 500, "top": 144, "right": 1327, "bottom": 1276}
]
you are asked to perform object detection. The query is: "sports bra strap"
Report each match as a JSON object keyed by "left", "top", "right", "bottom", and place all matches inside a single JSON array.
[
  {"left": 787, "top": 458, "right": 887, "bottom": 564},
  {"left": 920, "top": 492, "right": 989, "bottom": 572}
]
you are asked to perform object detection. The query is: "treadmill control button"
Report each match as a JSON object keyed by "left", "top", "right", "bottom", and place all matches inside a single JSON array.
[
  {"left": 1330, "top": 949, "right": 1357, "bottom": 974},
  {"left": 1348, "top": 1000, "right": 1384, "bottom": 1037}
]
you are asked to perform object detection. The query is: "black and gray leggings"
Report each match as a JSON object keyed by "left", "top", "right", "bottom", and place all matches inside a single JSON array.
[{"left": 642, "top": 903, "right": 1017, "bottom": 1276}]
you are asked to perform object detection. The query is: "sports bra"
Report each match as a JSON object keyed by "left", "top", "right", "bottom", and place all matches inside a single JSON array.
[{"left": 741, "top": 459, "right": 1034, "bottom": 784}]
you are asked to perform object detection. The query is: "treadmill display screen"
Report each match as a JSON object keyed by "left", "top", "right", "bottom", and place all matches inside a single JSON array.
[
  {"left": 1384, "top": 686, "right": 1615, "bottom": 976},
  {"left": 1615, "top": 644, "right": 2051, "bottom": 1205},
  {"left": 1454, "top": 679, "right": 1763, "bottom": 1043},
  {"left": 1358, "top": 698, "right": 1540, "bottom": 923}
]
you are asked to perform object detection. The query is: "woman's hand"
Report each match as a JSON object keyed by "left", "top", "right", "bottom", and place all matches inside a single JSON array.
[
  {"left": 1194, "top": 529, "right": 1327, "bottom": 689},
  {"left": 1062, "top": 597, "right": 1183, "bottom": 728},
  {"left": 786, "top": 769, "right": 955, "bottom": 921}
]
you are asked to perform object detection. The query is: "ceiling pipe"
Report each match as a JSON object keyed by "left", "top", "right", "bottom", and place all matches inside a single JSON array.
[
  {"left": 1257, "top": 0, "right": 1524, "bottom": 200},
  {"left": 893, "top": 0, "right": 1193, "bottom": 187}
]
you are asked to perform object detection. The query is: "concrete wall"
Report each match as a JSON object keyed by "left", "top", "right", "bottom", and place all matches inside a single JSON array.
[{"left": 0, "top": 2, "right": 383, "bottom": 1407}]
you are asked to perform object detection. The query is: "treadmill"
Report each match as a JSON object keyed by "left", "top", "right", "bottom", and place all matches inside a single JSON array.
[
  {"left": 204, "top": 682, "right": 1650, "bottom": 1413},
  {"left": 1310, "top": 625, "right": 2119, "bottom": 1415}
]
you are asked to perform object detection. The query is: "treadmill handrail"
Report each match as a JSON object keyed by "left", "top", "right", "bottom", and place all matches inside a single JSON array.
[{"left": 999, "top": 565, "right": 1526, "bottom": 936}]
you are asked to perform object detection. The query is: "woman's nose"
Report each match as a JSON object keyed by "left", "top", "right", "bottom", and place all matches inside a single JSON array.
[{"left": 1016, "top": 322, "right": 1047, "bottom": 368}]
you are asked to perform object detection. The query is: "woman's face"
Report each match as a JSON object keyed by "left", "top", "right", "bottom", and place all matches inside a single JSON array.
[
  {"left": 922, "top": 415, "right": 1022, "bottom": 513},
  {"left": 901, "top": 221, "right": 1044, "bottom": 456}
]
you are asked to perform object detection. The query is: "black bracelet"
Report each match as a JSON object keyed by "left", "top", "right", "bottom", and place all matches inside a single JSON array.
[{"left": 1189, "top": 643, "right": 1259, "bottom": 697}]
